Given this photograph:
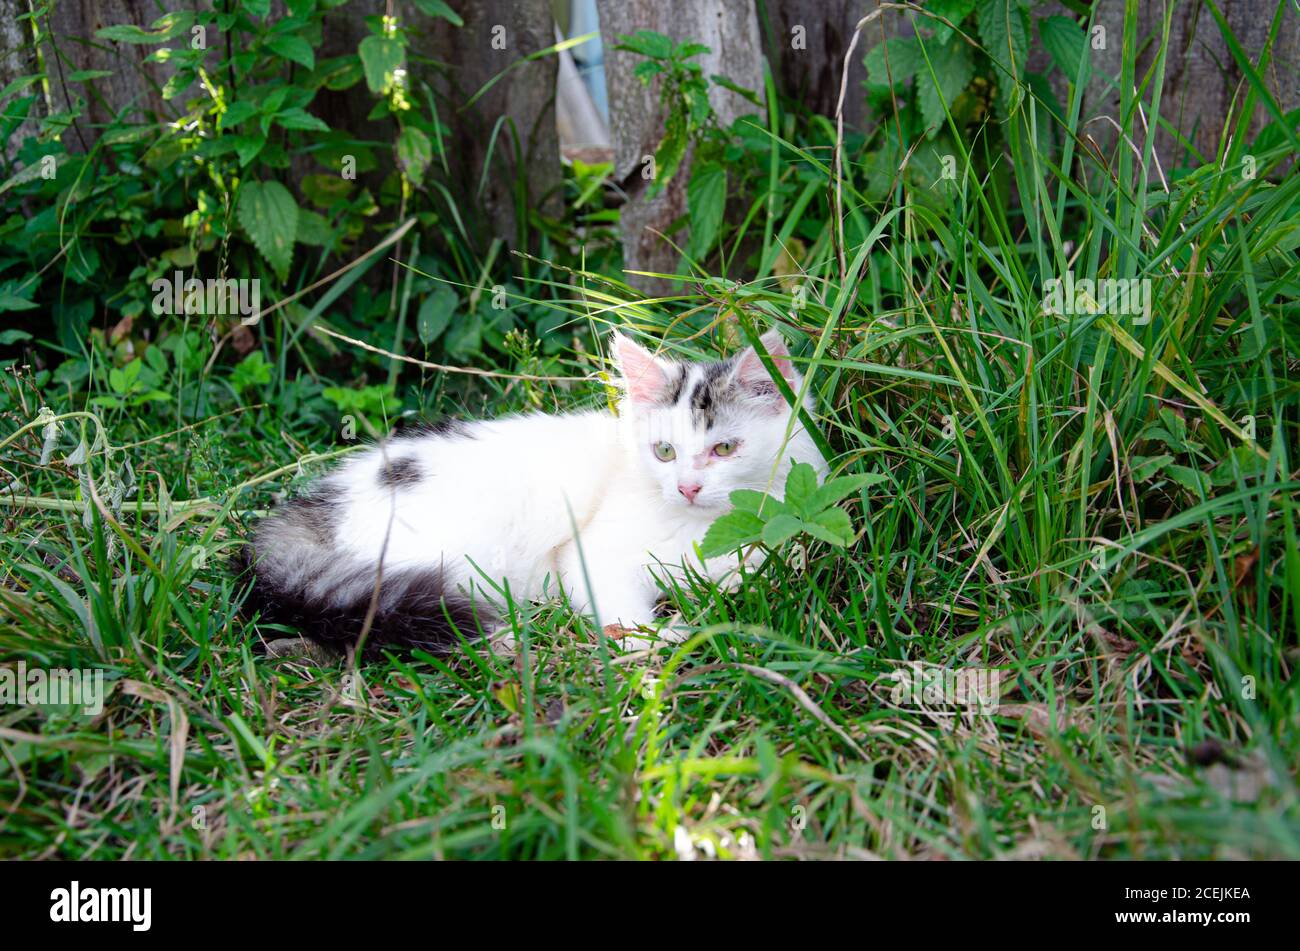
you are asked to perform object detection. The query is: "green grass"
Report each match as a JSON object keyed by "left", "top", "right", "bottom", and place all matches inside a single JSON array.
[{"left": 2, "top": 12, "right": 1298, "bottom": 860}]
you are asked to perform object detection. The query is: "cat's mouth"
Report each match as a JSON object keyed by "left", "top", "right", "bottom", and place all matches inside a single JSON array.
[{"left": 673, "top": 493, "right": 724, "bottom": 511}]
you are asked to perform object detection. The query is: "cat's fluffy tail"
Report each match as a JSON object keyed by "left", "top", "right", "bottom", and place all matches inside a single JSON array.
[{"left": 237, "top": 493, "right": 491, "bottom": 657}]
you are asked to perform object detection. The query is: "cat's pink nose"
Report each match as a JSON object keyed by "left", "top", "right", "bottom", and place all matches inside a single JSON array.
[{"left": 678, "top": 482, "right": 702, "bottom": 503}]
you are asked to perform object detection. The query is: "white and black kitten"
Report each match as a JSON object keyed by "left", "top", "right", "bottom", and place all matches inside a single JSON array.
[{"left": 244, "top": 329, "right": 827, "bottom": 654}]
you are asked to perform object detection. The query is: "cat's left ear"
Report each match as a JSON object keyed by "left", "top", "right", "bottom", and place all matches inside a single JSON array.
[
  {"left": 733, "top": 329, "right": 799, "bottom": 406},
  {"left": 611, "top": 332, "right": 670, "bottom": 405}
]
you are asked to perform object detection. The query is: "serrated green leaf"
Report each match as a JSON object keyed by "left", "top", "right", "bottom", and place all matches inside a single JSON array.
[
  {"left": 266, "top": 34, "right": 315, "bottom": 71},
  {"left": 761, "top": 514, "right": 805, "bottom": 547},
  {"left": 237, "top": 180, "right": 298, "bottom": 282},
  {"left": 1130, "top": 454, "right": 1173, "bottom": 482},
  {"left": 699, "top": 510, "right": 765, "bottom": 558},
  {"left": 1039, "top": 15, "right": 1087, "bottom": 80},
  {"left": 686, "top": 163, "right": 726, "bottom": 261},
  {"left": 783, "top": 462, "right": 820, "bottom": 517},
  {"left": 807, "top": 472, "right": 887, "bottom": 513},
  {"left": 926, "top": 0, "right": 977, "bottom": 44},
  {"left": 729, "top": 488, "right": 783, "bottom": 516},
  {"left": 806, "top": 508, "right": 854, "bottom": 546},
  {"left": 917, "top": 35, "right": 974, "bottom": 136},
  {"left": 1165, "top": 464, "right": 1212, "bottom": 496},
  {"left": 864, "top": 37, "right": 922, "bottom": 87},
  {"left": 650, "top": 105, "right": 688, "bottom": 195},
  {"left": 977, "top": 0, "right": 1029, "bottom": 115},
  {"left": 616, "top": 30, "right": 675, "bottom": 61}
]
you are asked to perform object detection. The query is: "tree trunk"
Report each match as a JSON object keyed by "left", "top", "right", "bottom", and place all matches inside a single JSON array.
[
  {"left": 42, "top": 0, "right": 176, "bottom": 152},
  {"left": 0, "top": 0, "right": 42, "bottom": 166},
  {"left": 1084, "top": 0, "right": 1300, "bottom": 173},
  {"left": 409, "top": 0, "right": 562, "bottom": 252},
  {"left": 598, "top": 0, "right": 765, "bottom": 294},
  {"left": 761, "top": 0, "right": 880, "bottom": 134}
]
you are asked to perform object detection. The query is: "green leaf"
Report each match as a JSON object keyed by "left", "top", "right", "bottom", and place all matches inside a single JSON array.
[
  {"left": 864, "top": 37, "right": 922, "bottom": 87},
  {"left": 230, "top": 135, "right": 266, "bottom": 168},
  {"left": 651, "top": 105, "right": 688, "bottom": 195},
  {"left": 358, "top": 35, "right": 405, "bottom": 94},
  {"left": 632, "top": 61, "right": 666, "bottom": 83},
  {"left": 926, "top": 0, "right": 976, "bottom": 44},
  {"left": 219, "top": 100, "right": 259, "bottom": 130},
  {"left": 411, "top": 0, "right": 463, "bottom": 25},
  {"left": 977, "top": 0, "right": 1029, "bottom": 115},
  {"left": 699, "top": 510, "right": 765, "bottom": 558},
  {"left": 0, "top": 279, "right": 37, "bottom": 313},
  {"left": 1129, "top": 454, "right": 1173, "bottom": 482},
  {"left": 67, "top": 69, "right": 116, "bottom": 82},
  {"left": 729, "top": 488, "right": 783, "bottom": 516},
  {"left": 95, "top": 13, "right": 191, "bottom": 45},
  {"left": 231, "top": 352, "right": 273, "bottom": 393},
  {"left": 616, "top": 30, "right": 675, "bottom": 61},
  {"left": 1039, "top": 15, "right": 1087, "bottom": 80},
  {"left": 806, "top": 508, "right": 854, "bottom": 546},
  {"left": 295, "top": 208, "right": 334, "bottom": 247},
  {"left": 237, "top": 180, "right": 299, "bottom": 282},
  {"left": 686, "top": 162, "right": 727, "bottom": 261},
  {"left": 761, "top": 514, "right": 805, "bottom": 548},
  {"left": 917, "top": 35, "right": 974, "bottom": 136},
  {"left": 417, "top": 286, "right": 457, "bottom": 344},
  {"left": 397, "top": 126, "right": 433, "bottom": 184},
  {"left": 275, "top": 107, "right": 329, "bottom": 132},
  {"left": 807, "top": 472, "right": 887, "bottom": 513},
  {"left": 1210, "top": 445, "right": 1269, "bottom": 486},
  {"left": 266, "top": 35, "right": 315, "bottom": 71},
  {"left": 783, "top": 462, "right": 820, "bottom": 517},
  {"left": 1165, "top": 464, "right": 1212, "bottom": 496}
]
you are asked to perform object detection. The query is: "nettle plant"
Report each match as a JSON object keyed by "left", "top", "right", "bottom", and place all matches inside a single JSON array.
[
  {"left": 614, "top": 29, "right": 765, "bottom": 265},
  {"left": 860, "top": 0, "right": 1084, "bottom": 208},
  {"left": 0, "top": 2, "right": 458, "bottom": 416},
  {"left": 700, "top": 462, "right": 885, "bottom": 559}
]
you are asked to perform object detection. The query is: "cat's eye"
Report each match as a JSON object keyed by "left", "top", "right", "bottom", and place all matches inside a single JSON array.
[
  {"left": 712, "top": 440, "right": 737, "bottom": 457},
  {"left": 653, "top": 441, "right": 676, "bottom": 462}
]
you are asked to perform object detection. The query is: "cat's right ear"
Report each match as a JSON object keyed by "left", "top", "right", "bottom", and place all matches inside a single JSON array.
[{"left": 611, "top": 333, "right": 668, "bottom": 405}]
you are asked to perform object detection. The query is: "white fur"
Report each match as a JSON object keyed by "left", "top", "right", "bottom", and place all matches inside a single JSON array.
[{"left": 278, "top": 331, "right": 826, "bottom": 636}]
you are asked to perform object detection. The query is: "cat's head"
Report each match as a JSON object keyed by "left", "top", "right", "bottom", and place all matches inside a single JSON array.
[{"left": 612, "top": 329, "right": 809, "bottom": 511}]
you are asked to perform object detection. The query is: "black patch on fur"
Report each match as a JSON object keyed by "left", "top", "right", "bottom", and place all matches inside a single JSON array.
[
  {"left": 378, "top": 456, "right": 421, "bottom": 488},
  {"left": 688, "top": 360, "right": 735, "bottom": 429},
  {"left": 239, "top": 547, "right": 493, "bottom": 659},
  {"left": 393, "top": 418, "right": 470, "bottom": 440},
  {"left": 690, "top": 379, "right": 715, "bottom": 428},
  {"left": 663, "top": 364, "right": 687, "bottom": 406},
  {"left": 282, "top": 492, "right": 338, "bottom": 547}
]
